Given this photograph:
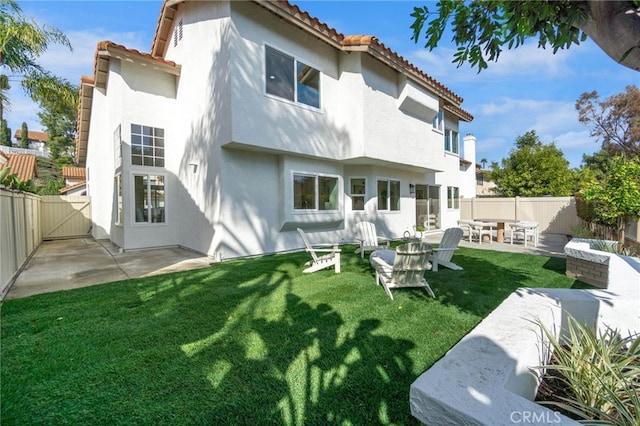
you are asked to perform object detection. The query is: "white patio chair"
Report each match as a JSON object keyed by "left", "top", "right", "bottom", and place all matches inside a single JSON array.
[
  {"left": 370, "top": 242, "right": 435, "bottom": 300},
  {"left": 469, "top": 221, "right": 494, "bottom": 244},
  {"left": 297, "top": 228, "right": 341, "bottom": 273},
  {"left": 429, "top": 227, "right": 464, "bottom": 272},
  {"left": 457, "top": 220, "right": 472, "bottom": 241},
  {"left": 508, "top": 222, "right": 539, "bottom": 247},
  {"left": 354, "top": 221, "right": 390, "bottom": 259}
]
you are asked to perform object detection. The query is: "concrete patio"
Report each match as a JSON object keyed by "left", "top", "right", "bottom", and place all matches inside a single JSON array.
[{"left": 5, "top": 232, "right": 570, "bottom": 300}]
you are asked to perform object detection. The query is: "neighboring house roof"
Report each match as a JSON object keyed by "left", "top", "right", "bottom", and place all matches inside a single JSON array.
[
  {"left": 14, "top": 130, "right": 48, "bottom": 143},
  {"left": 59, "top": 181, "right": 87, "bottom": 194},
  {"left": 62, "top": 166, "right": 87, "bottom": 180},
  {"left": 0, "top": 151, "right": 8, "bottom": 164},
  {"left": 76, "top": 0, "right": 473, "bottom": 165},
  {"left": 0, "top": 153, "right": 38, "bottom": 182}
]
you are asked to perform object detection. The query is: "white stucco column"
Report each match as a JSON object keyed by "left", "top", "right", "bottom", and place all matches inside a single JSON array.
[{"left": 463, "top": 133, "right": 476, "bottom": 165}]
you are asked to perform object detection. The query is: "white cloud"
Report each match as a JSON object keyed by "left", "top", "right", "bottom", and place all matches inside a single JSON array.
[
  {"left": 409, "top": 41, "right": 575, "bottom": 85},
  {"left": 40, "top": 29, "right": 150, "bottom": 83}
]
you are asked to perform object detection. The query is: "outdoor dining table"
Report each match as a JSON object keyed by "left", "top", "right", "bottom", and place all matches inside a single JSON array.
[{"left": 473, "top": 219, "right": 516, "bottom": 243}]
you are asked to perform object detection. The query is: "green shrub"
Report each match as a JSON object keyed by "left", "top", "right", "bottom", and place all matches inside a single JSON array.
[{"left": 534, "top": 316, "right": 640, "bottom": 425}]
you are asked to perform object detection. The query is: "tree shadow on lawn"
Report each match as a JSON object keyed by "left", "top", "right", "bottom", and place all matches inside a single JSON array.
[
  {"left": 1, "top": 246, "right": 580, "bottom": 425},
  {"left": 424, "top": 247, "right": 582, "bottom": 317},
  {"left": 2, "top": 249, "right": 422, "bottom": 425}
]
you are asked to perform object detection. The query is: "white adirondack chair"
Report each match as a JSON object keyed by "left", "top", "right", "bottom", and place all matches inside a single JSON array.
[
  {"left": 370, "top": 242, "right": 435, "bottom": 300},
  {"left": 429, "top": 227, "right": 464, "bottom": 271},
  {"left": 297, "top": 228, "right": 341, "bottom": 273},
  {"left": 354, "top": 221, "right": 390, "bottom": 259}
]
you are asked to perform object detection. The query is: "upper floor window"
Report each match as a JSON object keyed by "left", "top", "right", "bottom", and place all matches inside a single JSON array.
[
  {"left": 445, "top": 128, "right": 459, "bottom": 154},
  {"left": 377, "top": 179, "right": 400, "bottom": 211},
  {"left": 265, "top": 46, "right": 320, "bottom": 109},
  {"left": 131, "top": 124, "right": 164, "bottom": 167},
  {"left": 293, "top": 173, "right": 338, "bottom": 211},
  {"left": 350, "top": 177, "right": 366, "bottom": 211},
  {"left": 432, "top": 109, "right": 444, "bottom": 132}
]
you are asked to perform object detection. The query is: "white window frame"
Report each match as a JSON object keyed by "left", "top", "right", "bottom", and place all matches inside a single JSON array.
[
  {"left": 432, "top": 109, "right": 444, "bottom": 132},
  {"left": 349, "top": 177, "right": 366, "bottom": 211},
  {"left": 377, "top": 178, "right": 401, "bottom": 212},
  {"left": 292, "top": 171, "right": 340, "bottom": 212},
  {"left": 447, "top": 186, "right": 459, "bottom": 209},
  {"left": 131, "top": 124, "right": 165, "bottom": 167},
  {"left": 131, "top": 173, "right": 166, "bottom": 225},
  {"left": 444, "top": 128, "right": 459, "bottom": 155},
  {"left": 113, "top": 124, "right": 122, "bottom": 169},
  {"left": 114, "top": 174, "right": 123, "bottom": 226},
  {"left": 264, "top": 44, "right": 321, "bottom": 110}
]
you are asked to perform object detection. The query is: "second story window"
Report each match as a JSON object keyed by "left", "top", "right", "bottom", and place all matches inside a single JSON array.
[
  {"left": 444, "top": 128, "right": 459, "bottom": 155},
  {"left": 131, "top": 124, "right": 164, "bottom": 167},
  {"left": 432, "top": 109, "right": 444, "bottom": 132},
  {"left": 265, "top": 46, "right": 320, "bottom": 109}
]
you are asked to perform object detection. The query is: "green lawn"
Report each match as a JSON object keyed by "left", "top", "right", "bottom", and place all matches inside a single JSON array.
[{"left": 1, "top": 245, "right": 586, "bottom": 425}]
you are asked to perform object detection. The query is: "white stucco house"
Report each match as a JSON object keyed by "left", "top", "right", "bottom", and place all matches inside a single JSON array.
[{"left": 75, "top": 0, "right": 476, "bottom": 260}]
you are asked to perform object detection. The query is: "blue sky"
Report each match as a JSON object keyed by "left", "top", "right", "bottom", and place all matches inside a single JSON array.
[{"left": 5, "top": 1, "right": 639, "bottom": 168}]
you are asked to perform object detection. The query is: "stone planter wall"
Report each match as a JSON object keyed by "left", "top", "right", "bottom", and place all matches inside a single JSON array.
[{"left": 566, "top": 255, "right": 608, "bottom": 288}]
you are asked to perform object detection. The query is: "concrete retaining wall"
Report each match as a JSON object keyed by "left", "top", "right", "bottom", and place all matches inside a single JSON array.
[{"left": 410, "top": 240, "right": 640, "bottom": 425}]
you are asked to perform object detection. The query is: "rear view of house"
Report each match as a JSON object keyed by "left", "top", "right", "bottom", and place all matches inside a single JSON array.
[{"left": 76, "top": 0, "right": 476, "bottom": 259}]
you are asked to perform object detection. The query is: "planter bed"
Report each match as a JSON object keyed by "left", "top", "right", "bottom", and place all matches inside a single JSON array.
[{"left": 410, "top": 240, "right": 639, "bottom": 425}]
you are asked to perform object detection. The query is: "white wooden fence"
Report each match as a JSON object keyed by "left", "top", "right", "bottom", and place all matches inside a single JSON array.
[{"left": 0, "top": 188, "right": 91, "bottom": 298}]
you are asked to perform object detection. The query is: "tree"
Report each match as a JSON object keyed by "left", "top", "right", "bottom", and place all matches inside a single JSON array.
[
  {"left": 575, "top": 85, "right": 640, "bottom": 158},
  {"left": 29, "top": 75, "right": 77, "bottom": 161},
  {"left": 410, "top": 1, "right": 640, "bottom": 72},
  {"left": 480, "top": 157, "right": 488, "bottom": 169},
  {"left": 0, "top": 0, "right": 74, "bottom": 107},
  {"left": 580, "top": 157, "right": 640, "bottom": 253},
  {"left": 0, "top": 73, "right": 9, "bottom": 121},
  {"left": 20, "top": 121, "right": 27, "bottom": 148},
  {"left": 0, "top": 118, "right": 10, "bottom": 146},
  {"left": 488, "top": 131, "right": 575, "bottom": 197}
]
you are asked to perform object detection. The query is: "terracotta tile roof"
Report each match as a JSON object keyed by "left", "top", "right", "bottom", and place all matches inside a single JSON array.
[
  {"left": 62, "top": 166, "right": 86, "bottom": 179},
  {"left": 59, "top": 181, "right": 87, "bottom": 194},
  {"left": 0, "top": 154, "right": 37, "bottom": 182},
  {"left": 94, "top": 40, "right": 178, "bottom": 89},
  {"left": 13, "top": 130, "right": 48, "bottom": 143}
]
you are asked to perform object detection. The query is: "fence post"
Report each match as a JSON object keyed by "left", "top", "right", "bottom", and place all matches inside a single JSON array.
[{"left": 514, "top": 196, "right": 520, "bottom": 221}]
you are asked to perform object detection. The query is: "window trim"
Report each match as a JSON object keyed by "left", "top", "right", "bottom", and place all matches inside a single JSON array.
[
  {"left": 349, "top": 177, "right": 367, "bottom": 212},
  {"left": 377, "top": 178, "right": 401, "bottom": 212},
  {"left": 447, "top": 186, "right": 460, "bottom": 210},
  {"left": 291, "top": 171, "right": 341, "bottom": 213},
  {"left": 264, "top": 44, "right": 322, "bottom": 110},
  {"left": 131, "top": 172, "right": 167, "bottom": 226},
  {"left": 114, "top": 173, "right": 123, "bottom": 226},
  {"left": 444, "top": 128, "right": 460, "bottom": 155},
  {"left": 130, "top": 124, "right": 165, "bottom": 168}
]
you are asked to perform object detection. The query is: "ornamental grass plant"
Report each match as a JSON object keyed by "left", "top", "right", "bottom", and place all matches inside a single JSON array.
[
  {"left": 534, "top": 316, "right": 640, "bottom": 425},
  {"left": 2, "top": 245, "right": 585, "bottom": 425}
]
